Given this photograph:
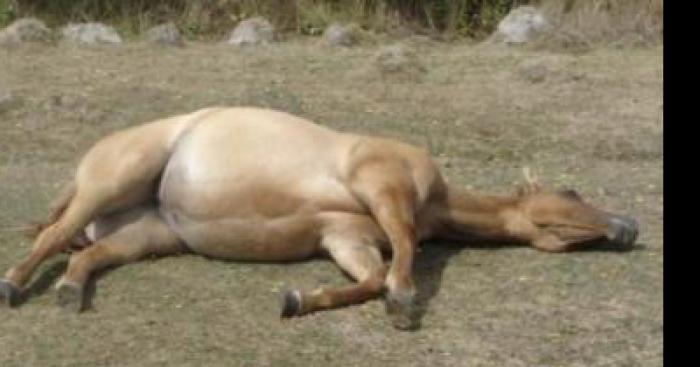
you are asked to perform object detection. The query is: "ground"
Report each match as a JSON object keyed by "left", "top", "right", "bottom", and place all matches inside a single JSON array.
[{"left": 0, "top": 39, "right": 663, "bottom": 366}]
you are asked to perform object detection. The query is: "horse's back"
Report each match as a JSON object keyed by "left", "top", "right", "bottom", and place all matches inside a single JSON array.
[{"left": 159, "top": 107, "right": 362, "bottom": 215}]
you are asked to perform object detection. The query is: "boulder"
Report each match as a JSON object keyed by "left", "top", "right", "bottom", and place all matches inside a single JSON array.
[
  {"left": 145, "top": 22, "right": 184, "bottom": 47},
  {"left": 322, "top": 23, "right": 361, "bottom": 47},
  {"left": 61, "top": 22, "right": 122, "bottom": 45},
  {"left": 226, "top": 17, "right": 274, "bottom": 46},
  {"left": 517, "top": 58, "right": 550, "bottom": 83},
  {"left": 374, "top": 43, "right": 426, "bottom": 79},
  {"left": 494, "top": 6, "right": 550, "bottom": 44},
  {"left": 0, "top": 87, "right": 17, "bottom": 112},
  {"left": 0, "top": 17, "right": 52, "bottom": 45}
]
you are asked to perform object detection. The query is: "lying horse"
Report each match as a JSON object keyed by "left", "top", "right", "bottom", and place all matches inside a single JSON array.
[{"left": 0, "top": 107, "right": 638, "bottom": 329}]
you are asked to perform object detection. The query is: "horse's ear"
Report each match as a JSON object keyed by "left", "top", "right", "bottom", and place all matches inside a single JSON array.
[
  {"left": 515, "top": 184, "right": 528, "bottom": 197},
  {"left": 559, "top": 189, "right": 582, "bottom": 201},
  {"left": 516, "top": 166, "right": 542, "bottom": 196}
]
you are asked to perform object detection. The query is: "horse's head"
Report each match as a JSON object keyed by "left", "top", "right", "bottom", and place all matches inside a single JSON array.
[{"left": 509, "top": 168, "right": 639, "bottom": 252}]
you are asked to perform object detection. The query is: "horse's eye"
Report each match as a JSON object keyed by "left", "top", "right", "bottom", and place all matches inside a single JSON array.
[{"left": 560, "top": 189, "right": 582, "bottom": 201}]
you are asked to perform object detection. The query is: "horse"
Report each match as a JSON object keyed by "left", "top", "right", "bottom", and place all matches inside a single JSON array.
[{"left": 0, "top": 107, "right": 638, "bottom": 330}]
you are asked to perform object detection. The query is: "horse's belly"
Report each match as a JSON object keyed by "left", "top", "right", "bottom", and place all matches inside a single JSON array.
[
  {"left": 162, "top": 210, "right": 322, "bottom": 261},
  {"left": 157, "top": 167, "right": 363, "bottom": 261},
  {"left": 155, "top": 110, "right": 367, "bottom": 260}
]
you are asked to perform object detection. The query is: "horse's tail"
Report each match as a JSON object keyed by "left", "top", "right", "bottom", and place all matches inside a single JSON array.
[
  {"left": 23, "top": 181, "right": 91, "bottom": 252},
  {"left": 24, "top": 182, "right": 76, "bottom": 239}
]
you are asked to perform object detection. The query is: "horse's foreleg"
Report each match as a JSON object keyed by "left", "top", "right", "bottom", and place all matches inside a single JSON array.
[
  {"left": 348, "top": 161, "right": 420, "bottom": 330},
  {"left": 55, "top": 208, "right": 185, "bottom": 313},
  {"left": 281, "top": 235, "right": 386, "bottom": 318}
]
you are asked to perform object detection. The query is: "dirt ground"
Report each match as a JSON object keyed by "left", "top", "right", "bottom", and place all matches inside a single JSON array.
[{"left": 0, "top": 38, "right": 662, "bottom": 367}]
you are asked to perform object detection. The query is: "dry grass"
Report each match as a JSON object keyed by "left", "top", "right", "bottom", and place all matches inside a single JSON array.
[
  {"left": 6, "top": 0, "right": 663, "bottom": 46},
  {"left": 0, "top": 39, "right": 663, "bottom": 366},
  {"left": 532, "top": 0, "right": 663, "bottom": 51}
]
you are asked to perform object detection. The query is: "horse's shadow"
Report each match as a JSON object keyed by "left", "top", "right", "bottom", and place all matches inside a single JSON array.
[
  {"left": 20, "top": 259, "right": 68, "bottom": 304},
  {"left": 409, "top": 239, "right": 646, "bottom": 329},
  {"left": 20, "top": 256, "right": 146, "bottom": 310},
  {"left": 22, "top": 240, "right": 645, "bottom": 319},
  {"left": 412, "top": 242, "right": 465, "bottom": 323}
]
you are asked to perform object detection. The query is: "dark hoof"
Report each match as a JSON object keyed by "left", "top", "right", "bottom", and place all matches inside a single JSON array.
[
  {"left": 56, "top": 281, "right": 84, "bottom": 313},
  {"left": 385, "top": 293, "right": 420, "bottom": 331},
  {"left": 0, "top": 279, "right": 20, "bottom": 307},
  {"left": 280, "top": 289, "right": 302, "bottom": 318}
]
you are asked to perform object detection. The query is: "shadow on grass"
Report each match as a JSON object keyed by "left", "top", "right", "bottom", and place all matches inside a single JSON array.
[
  {"left": 574, "top": 240, "right": 647, "bottom": 253},
  {"left": 79, "top": 254, "right": 186, "bottom": 312},
  {"left": 19, "top": 239, "right": 645, "bottom": 317},
  {"left": 409, "top": 238, "right": 645, "bottom": 329},
  {"left": 20, "top": 259, "right": 68, "bottom": 304},
  {"left": 17, "top": 256, "right": 104, "bottom": 310},
  {"left": 412, "top": 242, "right": 466, "bottom": 326},
  {"left": 19, "top": 253, "right": 185, "bottom": 310}
]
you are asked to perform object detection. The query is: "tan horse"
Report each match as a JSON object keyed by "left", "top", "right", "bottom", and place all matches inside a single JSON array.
[{"left": 0, "top": 107, "right": 638, "bottom": 329}]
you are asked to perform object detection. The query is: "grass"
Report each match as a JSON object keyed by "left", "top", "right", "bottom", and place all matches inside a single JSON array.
[{"left": 0, "top": 38, "right": 663, "bottom": 366}]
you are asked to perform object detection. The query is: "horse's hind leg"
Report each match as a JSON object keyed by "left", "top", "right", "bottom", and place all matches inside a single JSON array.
[
  {"left": 1, "top": 185, "right": 152, "bottom": 306},
  {"left": 1, "top": 122, "right": 178, "bottom": 306},
  {"left": 55, "top": 207, "right": 186, "bottom": 313},
  {"left": 280, "top": 217, "right": 387, "bottom": 318},
  {"left": 0, "top": 192, "right": 104, "bottom": 306}
]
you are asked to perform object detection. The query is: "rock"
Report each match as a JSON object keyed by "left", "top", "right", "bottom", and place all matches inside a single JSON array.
[
  {"left": 386, "top": 25, "right": 415, "bottom": 40},
  {"left": 226, "top": 17, "right": 274, "bottom": 46},
  {"left": 0, "top": 88, "right": 17, "bottom": 112},
  {"left": 0, "top": 17, "right": 53, "bottom": 45},
  {"left": 145, "top": 22, "right": 184, "bottom": 47},
  {"left": 404, "top": 34, "right": 435, "bottom": 47},
  {"left": 61, "top": 22, "right": 122, "bottom": 45},
  {"left": 374, "top": 43, "right": 426, "bottom": 79},
  {"left": 494, "top": 6, "right": 550, "bottom": 44},
  {"left": 516, "top": 56, "right": 586, "bottom": 84},
  {"left": 517, "top": 59, "right": 551, "bottom": 83},
  {"left": 322, "top": 22, "right": 361, "bottom": 47}
]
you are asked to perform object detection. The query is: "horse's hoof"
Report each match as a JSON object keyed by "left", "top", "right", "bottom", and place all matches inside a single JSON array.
[
  {"left": 280, "top": 289, "right": 302, "bottom": 318},
  {"left": 385, "top": 293, "right": 420, "bottom": 331},
  {"left": 0, "top": 279, "right": 20, "bottom": 307},
  {"left": 56, "top": 281, "right": 84, "bottom": 313}
]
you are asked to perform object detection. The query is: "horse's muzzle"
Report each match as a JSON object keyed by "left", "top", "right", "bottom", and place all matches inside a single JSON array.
[{"left": 607, "top": 215, "right": 639, "bottom": 246}]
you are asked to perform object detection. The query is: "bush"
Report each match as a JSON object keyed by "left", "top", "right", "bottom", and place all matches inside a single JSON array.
[{"left": 0, "top": 0, "right": 17, "bottom": 27}]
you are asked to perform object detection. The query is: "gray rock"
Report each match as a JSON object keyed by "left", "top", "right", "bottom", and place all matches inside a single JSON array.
[
  {"left": 386, "top": 25, "right": 415, "bottom": 40},
  {"left": 518, "top": 59, "right": 550, "bottom": 83},
  {"left": 227, "top": 17, "right": 274, "bottom": 46},
  {"left": 61, "top": 22, "right": 122, "bottom": 45},
  {"left": 374, "top": 43, "right": 426, "bottom": 78},
  {"left": 322, "top": 23, "right": 361, "bottom": 47},
  {"left": 495, "top": 6, "right": 550, "bottom": 44},
  {"left": 145, "top": 22, "right": 184, "bottom": 47},
  {"left": 0, "top": 88, "right": 17, "bottom": 112},
  {"left": 0, "top": 17, "right": 53, "bottom": 45}
]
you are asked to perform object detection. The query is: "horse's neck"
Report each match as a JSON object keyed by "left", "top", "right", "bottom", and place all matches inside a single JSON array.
[{"left": 432, "top": 185, "right": 521, "bottom": 241}]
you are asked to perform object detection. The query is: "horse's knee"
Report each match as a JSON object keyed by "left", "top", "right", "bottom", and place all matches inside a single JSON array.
[
  {"left": 364, "top": 273, "right": 386, "bottom": 294},
  {"left": 385, "top": 269, "right": 416, "bottom": 297}
]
